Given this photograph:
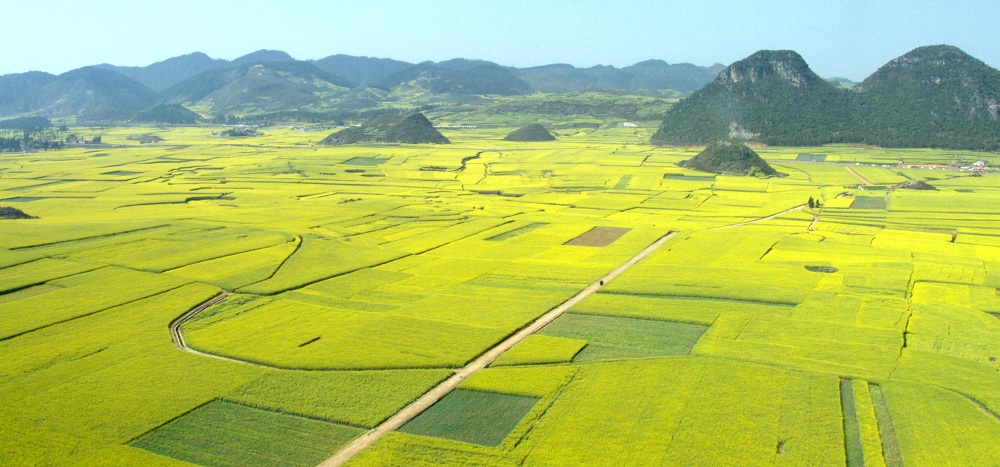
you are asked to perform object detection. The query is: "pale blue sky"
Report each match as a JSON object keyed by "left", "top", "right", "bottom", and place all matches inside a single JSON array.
[{"left": 4, "top": 0, "right": 998, "bottom": 80}]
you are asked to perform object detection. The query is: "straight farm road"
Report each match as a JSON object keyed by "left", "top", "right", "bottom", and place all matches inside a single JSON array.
[
  {"left": 844, "top": 165, "right": 874, "bottom": 186},
  {"left": 317, "top": 230, "right": 679, "bottom": 467}
]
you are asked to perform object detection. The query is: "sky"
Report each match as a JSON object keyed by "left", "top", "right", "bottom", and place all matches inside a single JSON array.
[{"left": 3, "top": 0, "right": 999, "bottom": 81}]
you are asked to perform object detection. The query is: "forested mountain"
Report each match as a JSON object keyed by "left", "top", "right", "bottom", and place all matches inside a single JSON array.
[
  {"left": 313, "top": 55, "right": 413, "bottom": 87},
  {"left": 651, "top": 50, "right": 853, "bottom": 146},
  {"left": 96, "top": 52, "right": 228, "bottom": 92},
  {"left": 0, "top": 67, "right": 155, "bottom": 120},
  {"left": 376, "top": 62, "right": 532, "bottom": 96},
  {"left": 852, "top": 45, "right": 1000, "bottom": 149},
  {"left": 652, "top": 46, "right": 1000, "bottom": 150}
]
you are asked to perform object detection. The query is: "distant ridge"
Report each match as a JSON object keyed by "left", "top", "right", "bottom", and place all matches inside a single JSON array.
[
  {"left": 159, "top": 61, "right": 353, "bottom": 115},
  {"left": 313, "top": 55, "right": 413, "bottom": 87},
  {"left": 514, "top": 60, "right": 725, "bottom": 93},
  {"left": 376, "top": 62, "right": 532, "bottom": 96}
]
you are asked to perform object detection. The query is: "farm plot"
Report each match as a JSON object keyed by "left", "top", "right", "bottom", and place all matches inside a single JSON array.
[
  {"left": 399, "top": 389, "right": 539, "bottom": 446},
  {"left": 6, "top": 127, "right": 1000, "bottom": 466},
  {"left": 130, "top": 399, "right": 363, "bottom": 467},
  {"left": 538, "top": 313, "right": 707, "bottom": 362},
  {"left": 564, "top": 226, "right": 632, "bottom": 246}
]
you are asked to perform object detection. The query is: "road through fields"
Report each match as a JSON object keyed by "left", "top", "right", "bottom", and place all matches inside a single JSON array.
[{"left": 317, "top": 230, "right": 678, "bottom": 466}]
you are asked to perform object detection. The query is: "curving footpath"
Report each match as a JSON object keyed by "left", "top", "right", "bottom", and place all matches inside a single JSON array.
[
  {"left": 317, "top": 231, "right": 678, "bottom": 467},
  {"left": 169, "top": 291, "right": 244, "bottom": 364}
]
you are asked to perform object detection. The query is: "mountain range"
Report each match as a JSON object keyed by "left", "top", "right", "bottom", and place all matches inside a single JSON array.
[
  {"left": 3, "top": 46, "right": 999, "bottom": 151},
  {"left": 0, "top": 50, "right": 723, "bottom": 121},
  {"left": 652, "top": 45, "right": 1000, "bottom": 150}
]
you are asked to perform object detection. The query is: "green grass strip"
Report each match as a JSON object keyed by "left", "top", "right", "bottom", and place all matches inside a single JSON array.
[
  {"left": 840, "top": 378, "right": 866, "bottom": 467},
  {"left": 485, "top": 222, "right": 548, "bottom": 241},
  {"left": 869, "top": 383, "right": 904, "bottom": 467}
]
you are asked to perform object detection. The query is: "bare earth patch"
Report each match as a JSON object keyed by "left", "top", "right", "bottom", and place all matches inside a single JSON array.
[{"left": 565, "top": 227, "right": 631, "bottom": 247}]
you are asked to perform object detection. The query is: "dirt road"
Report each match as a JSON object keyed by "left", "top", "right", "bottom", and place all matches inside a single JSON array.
[
  {"left": 844, "top": 166, "right": 874, "bottom": 186},
  {"left": 317, "top": 231, "right": 678, "bottom": 467},
  {"left": 169, "top": 291, "right": 256, "bottom": 366}
]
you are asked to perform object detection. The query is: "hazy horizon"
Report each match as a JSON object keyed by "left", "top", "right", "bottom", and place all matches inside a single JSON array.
[{"left": 4, "top": 0, "right": 998, "bottom": 81}]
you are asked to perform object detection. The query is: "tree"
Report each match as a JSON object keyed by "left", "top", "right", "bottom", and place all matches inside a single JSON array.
[{"left": 808, "top": 197, "right": 815, "bottom": 209}]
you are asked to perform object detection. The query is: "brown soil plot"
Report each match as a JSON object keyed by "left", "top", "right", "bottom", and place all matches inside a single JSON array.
[{"left": 565, "top": 227, "right": 631, "bottom": 247}]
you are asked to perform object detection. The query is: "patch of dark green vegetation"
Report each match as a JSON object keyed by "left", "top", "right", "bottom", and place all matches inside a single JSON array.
[
  {"left": 613, "top": 174, "right": 633, "bottom": 189},
  {"left": 805, "top": 265, "right": 839, "bottom": 273},
  {"left": 839, "top": 379, "right": 865, "bottom": 467},
  {"left": 663, "top": 173, "right": 716, "bottom": 182},
  {"left": 503, "top": 123, "right": 556, "bottom": 142},
  {"left": 298, "top": 337, "right": 321, "bottom": 348},
  {"left": 869, "top": 383, "right": 904, "bottom": 467},
  {"left": 652, "top": 46, "right": 1000, "bottom": 150},
  {"left": 125, "top": 134, "right": 164, "bottom": 144},
  {"left": 894, "top": 179, "right": 937, "bottom": 190},
  {"left": 399, "top": 389, "right": 539, "bottom": 446},
  {"left": 2, "top": 197, "right": 45, "bottom": 202},
  {"left": 538, "top": 313, "right": 708, "bottom": 362},
  {"left": 0, "top": 206, "right": 36, "bottom": 219},
  {"left": 850, "top": 197, "right": 888, "bottom": 210},
  {"left": 101, "top": 170, "right": 143, "bottom": 176},
  {"left": 342, "top": 157, "right": 388, "bottom": 166},
  {"left": 796, "top": 153, "right": 827, "bottom": 161},
  {"left": 955, "top": 189, "right": 975, "bottom": 193},
  {"left": 486, "top": 222, "right": 549, "bottom": 241},
  {"left": 322, "top": 112, "right": 449, "bottom": 145},
  {"left": 217, "top": 126, "right": 260, "bottom": 137},
  {"left": 130, "top": 399, "right": 363, "bottom": 467},
  {"left": 678, "top": 141, "right": 779, "bottom": 176},
  {"left": 0, "top": 116, "right": 51, "bottom": 130}
]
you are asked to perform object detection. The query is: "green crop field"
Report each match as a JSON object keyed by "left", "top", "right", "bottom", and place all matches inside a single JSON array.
[
  {"left": 399, "top": 389, "right": 540, "bottom": 446},
  {"left": 130, "top": 399, "right": 363, "bottom": 467},
  {"left": 2, "top": 124, "right": 1000, "bottom": 465}
]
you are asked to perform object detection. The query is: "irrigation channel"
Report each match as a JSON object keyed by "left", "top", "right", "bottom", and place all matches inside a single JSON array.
[{"left": 166, "top": 205, "right": 813, "bottom": 466}]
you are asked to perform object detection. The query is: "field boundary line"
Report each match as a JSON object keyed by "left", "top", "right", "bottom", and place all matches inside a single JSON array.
[
  {"left": 317, "top": 230, "right": 678, "bottom": 467},
  {"left": 708, "top": 204, "right": 805, "bottom": 230}
]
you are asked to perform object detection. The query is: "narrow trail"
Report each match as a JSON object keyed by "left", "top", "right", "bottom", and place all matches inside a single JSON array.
[
  {"left": 168, "top": 291, "right": 249, "bottom": 365},
  {"left": 318, "top": 231, "right": 678, "bottom": 467},
  {"left": 708, "top": 204, "right": 805, "bottom": 231},
  {"left": 844, "top": 166, "right": 874, "bottom": 186}
]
